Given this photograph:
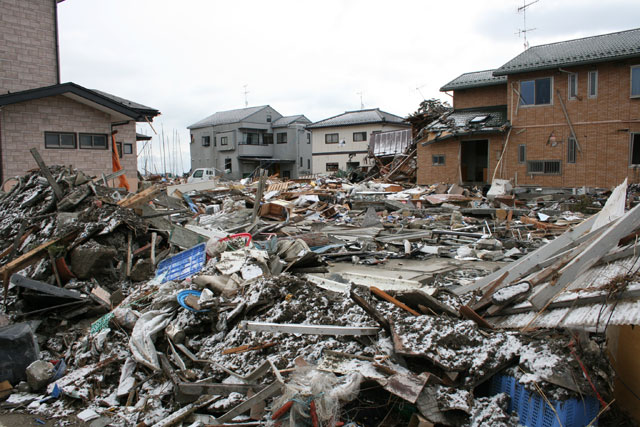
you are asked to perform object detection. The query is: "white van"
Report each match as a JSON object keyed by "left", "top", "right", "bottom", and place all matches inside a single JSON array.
[{"left": 187, "top": 168, "right": 216, "bottom": 183}]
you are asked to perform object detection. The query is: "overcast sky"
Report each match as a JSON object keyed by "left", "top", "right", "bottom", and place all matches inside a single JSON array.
[{"left": 57, "top": 0, "right": 640, "bottom": 175}]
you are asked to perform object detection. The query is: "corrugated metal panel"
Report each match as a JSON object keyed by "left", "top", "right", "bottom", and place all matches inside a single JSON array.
[{"left": 371, "top": 129, "right": 412, "bottom": 157}]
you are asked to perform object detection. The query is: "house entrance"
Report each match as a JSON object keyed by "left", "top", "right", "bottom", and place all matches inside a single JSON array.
[{"left": 460, "top": 140, "right": 488, "bottom": 183}]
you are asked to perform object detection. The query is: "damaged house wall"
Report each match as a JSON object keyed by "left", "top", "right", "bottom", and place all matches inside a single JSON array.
[
  {"left": 453, "top": 84, "right": 508, "bottom": 109},
  {"left": 0, "top": 0, "right": 60, "bottom": 94},
  {"left": 501, "top": 63, "right": 640, "bottom": 188}
]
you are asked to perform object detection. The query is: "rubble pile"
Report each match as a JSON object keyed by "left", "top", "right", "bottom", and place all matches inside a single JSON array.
[{"left": 1, "top": 163, "right": 638, "bottom": 426}]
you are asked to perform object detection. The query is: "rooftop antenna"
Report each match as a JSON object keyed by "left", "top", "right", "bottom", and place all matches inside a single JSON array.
[
  {"left": 516, "top": 0, "right": 538, "bottom": 50},
  {"left": 416, "top": 85, "right": 426, "bottom": 100},
  {"left": 356, "top": 91, "right": 364, "bottom": 109},
  {"left": 243, "top": 84, "right": 249, "bottom": 107}
]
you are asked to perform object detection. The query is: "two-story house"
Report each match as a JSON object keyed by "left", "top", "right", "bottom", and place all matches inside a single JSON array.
[
  {"left": 419, "top": 27, "right": 640, "bottom": 189},
  {"left": 308, "top": 108, "right": 410, "bottom": 174},
  {"left": 187, "top": 105, "right": 311, "bottom": 180},
  {"left": 0, "top": 0, "right": 159, "bottom": 189}
]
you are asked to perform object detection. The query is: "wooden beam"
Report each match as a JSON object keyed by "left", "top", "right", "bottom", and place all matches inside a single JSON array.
[
  {"left": 29, "top": 148, "right": 64, "bottom": 200},
  {"left": 370, "top": 286, "right": 421, "bottom": 316},
  {"left": 555, "top": 89, "right": 582, "bottom": 152},
  {"left": 241, "top": 321, "right": 379, "bottom": 336}
]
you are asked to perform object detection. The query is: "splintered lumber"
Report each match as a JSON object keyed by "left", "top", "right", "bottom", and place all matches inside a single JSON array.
[
  {"left": 222, "top": 342, "right": 277, "bottom": 355},
  {"left": 530, "top": 201, "right": 640, "bottom": 310},
  {"left": 370, "top": 286, "right": 421, "bottom": 316},
  {"left": 241, "top": 321, "right": 379, "bottom": 336},
  {"left": 350, "top": 289, "right": 391, "bottom": 333},
  {"left": 456, "top": 214, "right": 597, "bottom": 295},
  {"left": 459, "top": 305, "right": 494, "bottom": 329},
  {"left": 29, "top": 148, "right": 64, "bottom": 200},
  {"left": 117, "top": 185, "right": 162, "bottom": 208}
]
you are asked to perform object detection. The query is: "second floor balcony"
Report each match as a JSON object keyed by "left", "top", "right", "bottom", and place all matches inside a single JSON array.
[{"left": 237, "top": 143, "right": 273, "bottom": 158}]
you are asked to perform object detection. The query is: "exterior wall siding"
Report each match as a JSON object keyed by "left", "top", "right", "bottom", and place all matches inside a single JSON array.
[
  {"left": 0, "top": 96, "right": 138, "bottom": 187},
  {"left": 453, "top": 84, "right": 507, "bottom": 109},
  {"left": 0, "top": 0, "right": 59, "bottom": 94}
]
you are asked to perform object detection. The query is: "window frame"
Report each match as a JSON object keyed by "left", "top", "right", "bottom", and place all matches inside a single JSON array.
[
  {"left": 588, "top": 70, "right": 598, "bottom": 98},
  {"left": 518, "top": 144, "right": 526, "bottom": 164},
  {"left": 44, "top": 131, "right": 77, "bottom": 149},
  {"left": 631, "top": 65, "right": 640, "bottom": 98},
  {"left": 526, "top": 160, "right": 562, "bottom": 175},
  {"left": 519, "top": 77, "right": 553, "bottom": 106},
  {"left": 202, "top": 135, "right": 211, "bottom": 147},
  {"left": 220, "top": 136, "right": 228, "bottom": 146},
  {"left": 276, "top": 132, "right": 288, "bottom": 144},
  {"left": 224, "top": 158, "right": 232, "bottom": 173},
  {"left": 123, "top": 143, "right": 133, "bottom": 155},
  {"left": 353, "top": 132, "right": 367, "bottom": 142},
  {"left": 307, "top": 159, "right": 311, "bottom": 169},
  {"left": 307, "top": 133, "right": 311, "bottom": 144},
  {"left": 79, "top": 133, "right": 108, "bottom": 150},
  {"left": 299, "top": 156, "right": 303, "bottom": 167},
  {"left": 325, "top": 133, "right": 339, "bottom": 144},
  {"left": 432, "top": 154, "right": 445, "bottom": 166},
  {"left": 115, "top": 141, "right": 123, "bottom": 158},
  {"left": 568, "top": 73, "right": 578, "bottom": 100},
  {"left": 567, "top": 137, "right": 577, "bottom": 164},
  {"left": 325, "top": 162, "right": 339, "bottom": 172},
  {"left": 630, "top": 133, "right": 640, "bottom": 166},
  {"left": 263, "top": 133, "right": 273, "bottom": 145}
]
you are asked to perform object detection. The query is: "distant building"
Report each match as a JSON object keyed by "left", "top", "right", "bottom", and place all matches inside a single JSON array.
[
  {"left": 0, "top": 0, "right": 159, "bottom": 188},
  {"left": 307, "top": 108, "right": 410, "bottom": 174},
  {"left": 419, "top": 27, "right": 640, "bottom": 188},
  {"left": 187, "top": 105, "right": 311, "bottom": 179}
]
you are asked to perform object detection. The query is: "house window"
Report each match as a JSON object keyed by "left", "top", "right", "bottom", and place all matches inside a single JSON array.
[
  {"left": 224, "top": 158, "right": 232, "bottom": 173},
  {"left": 245, "top": 133, "right": 259, "bottom": 145},
  {"left": 307, "top": 133, "right": 311, "bottom": 144},
  {"left": 588, "top": 71, "right": 598, "bottom": 98},
  {"left": 123, "top": 143, "right": 133, "bottom": 155},
  {"left": 115, "top": 142, "right": 123, "bottom": 158},
  {"left": 325, "top": 133, "right": 339, "bottom": 144},
  {"left": 44, "top": 132, "right": 76, "bottom": 149},
  {"left": 300, "top": 157, "right": 303, "bottom": 167},
  {"left": 432, "top": 155, "right": 445, "bottom": 166},
  {"left": 266, "top": 114, "right": 272, "bottom": 123},
  {"left": 567, "top": 137, "right": 577, "bottom": 164},
  {"left": 282, "top": 170, "right": 290, "bottom": 179},
  {"left": 630, "top": 133, "right": 640, "bottom": 165},
  {"left": 353, "top": 132, "right": 367, "bottom": 142},
  {"left": 568, "top": 73, "right": 578, "bottom": 99},
  {"left": 527, "top": 160, "right": 561, "bottom": 175},
  {"left": 518, "top": 144, "right": 526, "bottom": 163},
  {"left": 202, "top": 136, "right": 210, "bottom": 146},
  {"left": 631, "top": 66, "right": 640, "bottom": 97},
  {"left": 79, "top": 133, "right": 108, "bottom": 149},
  {"left": 221, "top": 136, "right": 228, "bottom": 146},
  {"left": 277, "top": 133, "right": 288, "bottom": 144},
  {"left": 307, "top": 159, "right": 311, "bottom": 169},
  {"left": 520, "top": 77, "right": 552, "bottom": 105},
  {"left": 264, "top": 134, "right": 273, "bottom": 145},
  {"left": 326, "top": 162, "right": 339, "bottom": 172}
]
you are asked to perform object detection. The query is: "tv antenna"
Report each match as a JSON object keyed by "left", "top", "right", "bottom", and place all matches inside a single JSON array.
[
  {"left": 356, "top": 91, "right": 364, "bottom": 109},
  {"left": 416, "top": 84, "right": 426, "bottom": 100},
  {"left": 516, "top": 0, "right": 538, "bottom": 50},
  {"left": 243, "top": 84, "right": 249, "bottom": 107}
]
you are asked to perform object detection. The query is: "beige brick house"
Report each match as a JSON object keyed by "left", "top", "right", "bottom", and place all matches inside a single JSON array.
[
  {"left": 418, "top": 28, "right": 640, "bottom": 188},
  {"left": 0, "top": 0, "right": 159, "bottom": 188}
]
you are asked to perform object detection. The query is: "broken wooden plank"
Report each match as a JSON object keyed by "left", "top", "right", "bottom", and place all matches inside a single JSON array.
[
  {"left": 29, "top": 148, "right": 64, "bottom": 200},
  {"left": 240, "top": 321, "right": 379, "bottom": 336},
  {"left": 370, "top": 286, "right": 421, "bottom": 316},
  {"left": 350, "top": 288, "right": 391, "bottom": 333},
  {"left": 216, "top": 380, "right": 283, "bottom": 423},
  {"left": 117, "top": 185, "right": 162, "bottom": 208},
  {"left": 222, "top": 342, "right": 277, "bottom": 355},
  {"left": 459, "top": 305, "right": 493, "bottom": 329},
  {"left": 530, "top": 202, "right": 640, "bottom": 310}
]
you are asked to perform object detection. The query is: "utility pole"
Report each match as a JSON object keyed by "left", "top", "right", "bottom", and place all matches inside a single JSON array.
[
  {"left": 516, "top": 0, "right": 539, "bottom": 50},
  {"left": 356, "top": 91, "right": 364, "bottom": 109},
  {"left": 243, "top": 84, "right": 249, "bottom": 107}
]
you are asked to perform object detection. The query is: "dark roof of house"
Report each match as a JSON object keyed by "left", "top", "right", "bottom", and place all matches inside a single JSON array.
[
  {"left": 424, "top": 105, "right": 508, "bottom": 144},
  {"left": 272, "top": 114, "right": 311, "bottom": 128},
  {"left": 307, "top": 108, "right": 409, "bottom": 129},
  {"left": 440, "top": 69, "right": 507, "bottom": 91},
  {"left": 0, "top": 82, "right": 160, "bottom": 121},
  {"left": 188, "top": 105, "right": 272, "bottom": 129},
  {"left": 494, "top": 27, "right": 640, "bottom": 76}
]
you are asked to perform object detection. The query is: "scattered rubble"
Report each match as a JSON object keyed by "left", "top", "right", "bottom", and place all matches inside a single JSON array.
[{"left": 1, "top": 158, "right": 639, "bottom": 426}]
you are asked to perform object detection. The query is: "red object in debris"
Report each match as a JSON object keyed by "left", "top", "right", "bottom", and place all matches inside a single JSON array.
[
  {"left": 55, "top": 257, "right": 75, "bottom": 283},
  {"left": 95, "top": 200, "right": 103, "bottom": 208},
  {"left": 218, "top": 233, "right": 253, "bottom": 247},
  {"left": 310, "top": 400, "right": 319, "bottom": 427},
  {"left": 271, "top": 400, "right": 294, "bottom": 420}
]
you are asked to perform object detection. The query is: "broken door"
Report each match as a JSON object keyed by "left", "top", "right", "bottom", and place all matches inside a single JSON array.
[{"left": 460, "top": 140, "right": 488, "bottom": 184}]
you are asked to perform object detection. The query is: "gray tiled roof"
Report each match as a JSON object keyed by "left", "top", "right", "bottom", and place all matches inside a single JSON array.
[
  {"left": 188, "top": 105, "right": 270, "bottom": 129},
  {"left": 91, "top": 89, "right": 157, "bottom": 112},
  {"left": 425, "top": 106, "right": 508, "bottom": 143},
  {"left": 494, "top": 27, "right": 640, "bottom": 76},
  {"left": 307, "top": 108, "right": 408, "bottom": 129},
  {"left": 272, "top": 114, "right": 311, "bottom": 128},
  {"left": 440, "top": 70, "right": 507, "bottom": 91}
]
